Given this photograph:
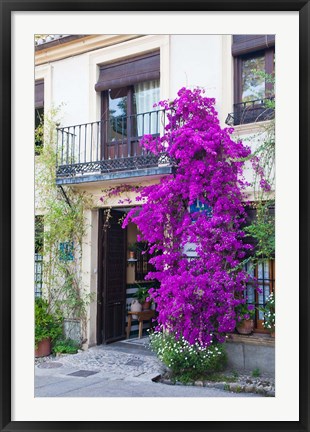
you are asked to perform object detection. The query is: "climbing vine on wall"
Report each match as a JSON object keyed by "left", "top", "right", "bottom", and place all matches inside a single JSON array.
[{"left": 35, "top": 108, "right": 93, "bottom": 335}]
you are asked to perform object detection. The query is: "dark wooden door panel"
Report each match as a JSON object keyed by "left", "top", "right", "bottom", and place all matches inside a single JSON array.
[{"left": 98, "top": 209, "right": 127, "bottom": 344}]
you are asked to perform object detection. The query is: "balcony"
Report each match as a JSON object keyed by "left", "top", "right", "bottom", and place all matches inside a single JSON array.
[
  {"left": 56, "top": 109, "right": 173, "bottom": 185},
  {"left": 225, "top": 97, "right": 275, "bottom": 126}
]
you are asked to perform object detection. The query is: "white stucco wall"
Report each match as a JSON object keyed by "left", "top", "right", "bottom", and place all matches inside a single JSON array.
[
  {"left": 51, "top": 54, "right": 91, "bottom": 127},
  {"left": 170, "top": 35, "right": 222, "bottom": 100},
  {"left": 169, "top": 35, "right": 233, "bottom": 126}
]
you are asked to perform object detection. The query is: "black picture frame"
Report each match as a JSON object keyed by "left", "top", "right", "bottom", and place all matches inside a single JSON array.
[{"left": 1, "top": 1, "right": 309, "bottom": 431}]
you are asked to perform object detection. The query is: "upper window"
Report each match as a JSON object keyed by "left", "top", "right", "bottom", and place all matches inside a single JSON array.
[
  {"left": 96, "top": 52, "right": 161, "bottom": 160},
  {"left": 35, "top": 79, "right": 44, "bottom": 154},
  {"left": 227, "top": 35, "right": 275, "bottom": 126}
]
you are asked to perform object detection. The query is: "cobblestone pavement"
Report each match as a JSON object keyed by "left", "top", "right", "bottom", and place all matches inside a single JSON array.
[
  {"left": 34, "top": 337, "right": 260, "bottom": 397},
  {"left": 37, "top": 339, "right": 163, "bottom": 382}
]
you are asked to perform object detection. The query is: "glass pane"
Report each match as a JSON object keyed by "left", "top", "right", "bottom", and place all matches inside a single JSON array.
[
  {"left": 264, "top": 284, "right": 271, "bottom": 300},
  {"left": 246, "top": 284, "right": 255, "bottom": 304},
  {"left": 109, "top": 88, "right": 127, "bottom": 141},
  {"left": 257, "top": 260, "right": 269, "bottom": 279},
  {"left": 242, "top": 55, "right": 265, "bottom": 102},
  {"left": 246, "top": 260, "right": 254, "bottom": 276},
  {"left": 134, "top": 80, "right": 160, "bottom": 136},
  {"left": 258, "top": 285, "right": 265, "bottom": 319}
]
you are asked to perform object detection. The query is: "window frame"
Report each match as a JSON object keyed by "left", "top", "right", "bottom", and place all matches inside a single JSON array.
[
  {"left": 245, "top": 259, "right": 275, "bottom": 333},
  {"left": 233, "top": 47, "right": 275, "bottom": 106}
]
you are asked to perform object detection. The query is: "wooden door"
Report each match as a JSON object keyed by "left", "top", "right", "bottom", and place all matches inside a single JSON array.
[{"left": 97, "top": 209, "right": 127, "bottom": 344}]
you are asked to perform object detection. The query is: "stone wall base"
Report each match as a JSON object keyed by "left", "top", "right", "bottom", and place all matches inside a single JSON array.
[{"left": 226, "top": 333, "right": 275, "bottom": 376}]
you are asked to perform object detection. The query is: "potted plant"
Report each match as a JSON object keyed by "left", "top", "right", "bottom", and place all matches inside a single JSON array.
[
  {"left": 133, "top": 285, "right": 152, "bottom": 310},
  {"left": 127, "top": 243, "right": 137, "bottom": 259},
  {"left": 35, "top": 298, "right": 62, "bottom": 357},
  {"left": 235, "top": 301, "right": 255, "bottom": 335},
  {"left": 258, "top": 292, "right": 275, "bottom": 337}
]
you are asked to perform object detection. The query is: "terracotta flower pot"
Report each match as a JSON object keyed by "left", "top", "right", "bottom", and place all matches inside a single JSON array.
[
  {"left": 236, "top": 319, "right": 254, "bottom": 335},
  {"left": 129, "top": 251, "right": 135, "bottom": 259},
  {"left": 35, "top": 338, "right": 51, "bottom": 357},
  {"left": 142, "top": 301, "right": 151, "bottom": 311}
]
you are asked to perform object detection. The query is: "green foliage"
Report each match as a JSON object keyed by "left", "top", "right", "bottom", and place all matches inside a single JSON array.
[
  {"left": 133, "top": 285, "right": 150, "bottom": 303},
  {"left": 244, "top": 201, "right": 275, "bottom": 261},
  {"left": 202, "top": 372, "right": 237, "bottom": 383},
  {"left": 235, "top": 72, "right": 275, "bottom": 270},
  {"left": 258, "top": 292, "right": 275, "bottom": 332},
  {"left": 35, "top": 108, "right": 93, "bottom": 333},
  {"left": 35, "top": 298, "right": 63, "bottom": 347},
  {"left": 252, "top": 368, "right": 261, "bottom": 378},
  {"left": 53, "top": 338, "right": 80, "bottom": 354},
  {"left": 149, "top": 331, "right": 227, "bottom": 380}
]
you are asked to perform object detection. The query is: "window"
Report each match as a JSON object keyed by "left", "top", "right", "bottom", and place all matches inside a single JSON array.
[
  {"left": 242, "top": 204, "right": 275, "bottom": 331},
  {"left": 104, "top": 80, "right": 160, "bottom": 153},
  {"left": 35, "top": 79, "right": 44, "bottom": 154},
  {"left": 96, "top": 52, "right": 161, "bottom": 160},
  {"left": 230, "top": 35, "right": 275, "bottom": 125},
  {"left": 245, "top": 259, "right": 275, "bottom": 331}
]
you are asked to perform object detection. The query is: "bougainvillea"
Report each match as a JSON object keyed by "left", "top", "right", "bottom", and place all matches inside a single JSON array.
[{"left": 123, "top": 88, "right": 253, "bottom": 347}]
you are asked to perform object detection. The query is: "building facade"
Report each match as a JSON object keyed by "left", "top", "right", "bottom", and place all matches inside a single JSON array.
[{"left": 35, "top": 34, "right": 275, "bottom": 353}]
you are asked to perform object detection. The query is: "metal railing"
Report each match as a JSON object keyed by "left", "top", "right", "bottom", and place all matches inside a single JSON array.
[
  {"left": 225, "top": 97, "right": 275, "bottom": 126},
  {"left": 56, "top": 109, "right": 171, "bottom": 178}
]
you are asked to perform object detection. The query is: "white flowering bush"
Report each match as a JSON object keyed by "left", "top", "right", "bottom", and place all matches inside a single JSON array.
[
  {"left": 260, "top": 292, "right": 275, "bottom": 332},
  {"left": 149, "top": 331, "right": 227, "bottom": 379}
]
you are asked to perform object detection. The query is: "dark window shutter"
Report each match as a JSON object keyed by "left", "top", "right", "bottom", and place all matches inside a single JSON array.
[
  {"left": 35, "top": 80, "right": 44, "bottom": 108},
  {"left": 232, "top": 35, "right": 275, "bottom": 56},
  {"left": 95, "top": 52, "right": 160, "bottom": 92}
]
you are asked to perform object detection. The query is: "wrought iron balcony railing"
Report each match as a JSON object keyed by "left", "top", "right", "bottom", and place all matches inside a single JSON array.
[
  {"left": 225, "top": 97, "right": 275, "bottom": 126},
  {"left": 56, "top": 109, "right": 171, "bottom": 178}
]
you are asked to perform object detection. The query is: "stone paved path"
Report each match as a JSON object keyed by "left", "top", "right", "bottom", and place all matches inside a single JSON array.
[{"left": 35, "top": 337, "right": 260, "bottom": 397}]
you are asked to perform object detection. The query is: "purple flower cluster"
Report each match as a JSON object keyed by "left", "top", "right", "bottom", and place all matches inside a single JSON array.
[{"left": 123, "top": 88, "right": 253, "bottom": 347}]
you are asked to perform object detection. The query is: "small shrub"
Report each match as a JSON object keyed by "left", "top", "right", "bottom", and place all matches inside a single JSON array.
[
  {"left": 35, "top": 298, "right": 63, "bottom": 348},
  {"left": 252, "top": 368, "right": 261, "bottom": 378},
  {"left": 53, "top": 338, "right": 80, "bottom": 354},
  {"left": 149, "top": 331, "right": 227, "bottom": 380},
  {"left": 232, "top": 370, "right": 239, "bottom": 378}
]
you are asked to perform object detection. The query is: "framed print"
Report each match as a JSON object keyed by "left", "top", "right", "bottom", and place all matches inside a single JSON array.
[{"left": 2, "top": 1, "right": 309, "bottom": 431}]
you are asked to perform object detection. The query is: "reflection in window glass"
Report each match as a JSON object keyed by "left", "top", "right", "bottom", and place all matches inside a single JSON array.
[
  {"left": 242, "top": 55, "right": 265, "bottom": 102},
  {"left": 109, "top": 88, "right": 127, "bottom": 141}
]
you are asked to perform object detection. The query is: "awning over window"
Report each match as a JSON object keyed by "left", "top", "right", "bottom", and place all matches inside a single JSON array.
[
  {"left": 35, "top": 80, "right": 44, "bottom": 108},
  {"left": 232, "top": 35, "right": 275, "bottom": 56},
  {"left": 95, "top": 52, "right": 160, "bottom": 92}
]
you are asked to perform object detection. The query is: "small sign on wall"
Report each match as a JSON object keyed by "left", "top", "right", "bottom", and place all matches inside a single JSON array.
[
  {"left": 183, "top": 242, "right": 198, "bottom": 258},
  {"left": 59, "top": 241, "right": 74, "bottom": 261}
]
